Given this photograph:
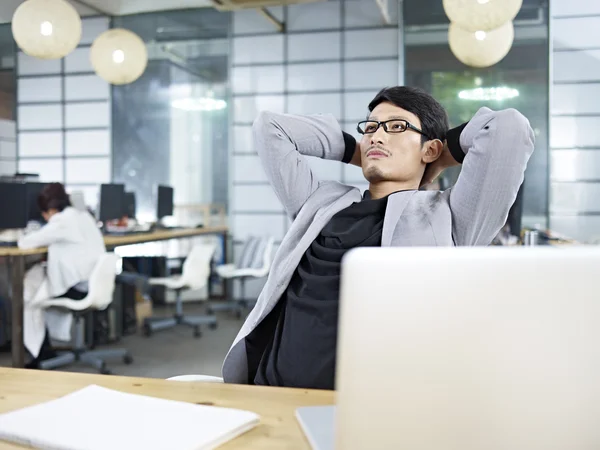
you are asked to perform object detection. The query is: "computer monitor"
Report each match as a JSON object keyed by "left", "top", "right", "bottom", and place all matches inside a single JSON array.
[
  {"left": 25, "top": 182, "right": 49, "bottom": 223},
  {"left": 124, "top": 192, "right": 136, "bottom": 219},
  {"left": 98, "top": 183, "right": 125, "bottom": 223},
  {"left": 0, "top": 182, "right": 28, "bottom": 229},
  {"left": 157, "top": 185, "right": 174, "bottom": 220}
]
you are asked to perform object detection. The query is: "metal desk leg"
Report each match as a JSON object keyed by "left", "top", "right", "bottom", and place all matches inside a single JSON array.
[
  {"left": 10, "top": 255, "right": 25, "bottom": 368},
  {"left": 222, "top": 231, "right": 230, "bottom": 300}
]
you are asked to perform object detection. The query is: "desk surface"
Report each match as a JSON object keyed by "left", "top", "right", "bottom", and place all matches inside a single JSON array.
[
  {"left": 0, "top": 368, "right": 333, "bottom": 449},
  {"left": 0, "top": 226, "right": 229, "bottom": 257}
]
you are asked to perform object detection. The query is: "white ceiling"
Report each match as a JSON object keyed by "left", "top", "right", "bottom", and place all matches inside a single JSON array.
[{"left": 0, "top": 0, "right": 213, "bottom": 24}]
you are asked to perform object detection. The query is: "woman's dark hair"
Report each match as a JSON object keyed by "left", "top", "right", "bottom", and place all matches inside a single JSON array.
[
  {"left": 37, "top": 182, "right": 71, "bottom": 213},
  {"left": 368, "top": 86, "right": 450, "bottom": 143}
]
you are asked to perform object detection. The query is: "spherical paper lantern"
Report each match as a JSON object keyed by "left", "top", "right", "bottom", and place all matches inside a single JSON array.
[
  {"left": 449, "top": 21, "right": 514, "bottom": 68},
  {"left": 444, "top": 0, "right": 523, "bottom": 32},
  {"left": 90, "top": 29, "right": 148, "bottom": 85},
  {"left": 12, "top": 0, "right": 82, "bottom": 59}
]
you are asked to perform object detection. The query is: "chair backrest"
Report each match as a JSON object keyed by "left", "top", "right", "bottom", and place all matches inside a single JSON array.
[
  {"left": 87, "top": 253, "right": 119, "bottom": 310},
  {"left": 181, "top": 243, "right": 216, "bottom": 290},
  {"left": 237, "top": 236, "right": 275, "bottom": 273},
  {"left": 69, "top": 190, "right": 86, "bottom": 211}
]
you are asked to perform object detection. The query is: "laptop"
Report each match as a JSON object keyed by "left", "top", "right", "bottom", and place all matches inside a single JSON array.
[{"left": 297, "top": 247, "right": 600, "bottom": 450}]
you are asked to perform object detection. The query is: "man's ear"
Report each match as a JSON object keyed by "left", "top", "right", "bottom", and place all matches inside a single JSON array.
[{"left": 422, "top": 139, "right": 444, "bottom": 164}]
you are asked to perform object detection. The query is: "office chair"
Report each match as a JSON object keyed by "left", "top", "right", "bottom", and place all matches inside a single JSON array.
[
  {"left": 38, "top": 253, "right": 133, "bottom": 374},
  {"left": 143, "top": 243, "right": 217, "bottom": 338},
  {"left": 208, "top": 236, "right": 274, "bottom": 319}
]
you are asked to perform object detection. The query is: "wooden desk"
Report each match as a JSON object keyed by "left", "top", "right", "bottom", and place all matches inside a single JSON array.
[
  {"left": 0, "top": 369, "right": 334, "bottom": 449},
  {"left": 1, "top": 226, "right": 229, "bottom": 368}
]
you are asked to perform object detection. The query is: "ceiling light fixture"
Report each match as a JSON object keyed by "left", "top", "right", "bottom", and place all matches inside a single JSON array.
[
  {"left": 171, "top": 98, "right": 227, "bottom": 112},
  {"left": 90, "top": 29, "right": 148, "bottom": 85},
  {"left": 458, "top": 87, "right": 520, "bottom": 101},
  {"left": 12, "top": 0, "right": 81, "bottom": 59}
]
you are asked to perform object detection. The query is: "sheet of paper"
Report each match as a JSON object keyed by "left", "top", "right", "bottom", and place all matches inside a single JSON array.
[{"left": 0, "top": 385, "right": 260, "bottom": 450}]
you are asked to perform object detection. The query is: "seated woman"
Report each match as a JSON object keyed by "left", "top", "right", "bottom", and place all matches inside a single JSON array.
[{"left": 18, "top": 183, "right": 105, "bottom": 368}]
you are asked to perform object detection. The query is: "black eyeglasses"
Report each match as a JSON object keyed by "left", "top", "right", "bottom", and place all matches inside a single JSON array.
[{"left": 356, "top": 119, "right": 431, "bottom": 140}]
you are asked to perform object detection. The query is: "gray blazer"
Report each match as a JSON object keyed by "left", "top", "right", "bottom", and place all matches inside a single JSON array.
[{"left": 222, "top": 106, "right": 535, "bottom": 383}]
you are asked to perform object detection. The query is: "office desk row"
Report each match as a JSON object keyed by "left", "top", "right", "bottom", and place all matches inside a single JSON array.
[
  {"left": 0, "top": 226, "right": 229, "bottom": 368},
  {"left": 0, "top": 368, "right": 332, "bottom": 449}
]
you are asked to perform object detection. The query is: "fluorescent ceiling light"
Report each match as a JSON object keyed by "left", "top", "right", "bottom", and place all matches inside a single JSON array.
[
  {"left": 458, "top": 87, "right": 519, "bottom": 101},
  {"left": 171, "top": 98, "right": 227, "bottom": 111}
]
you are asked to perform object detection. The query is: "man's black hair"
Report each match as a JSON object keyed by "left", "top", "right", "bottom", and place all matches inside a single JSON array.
[
  {"left": 38, "top": 182, "right": 72, "bottom": 213},
  {"left": 368, "top": 86, "right": 449, "bottom": 143}
]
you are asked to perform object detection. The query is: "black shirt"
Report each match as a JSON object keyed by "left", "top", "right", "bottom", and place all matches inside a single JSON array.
[{"left": 253, "top": 192, "right": 388, "bottom": 389}]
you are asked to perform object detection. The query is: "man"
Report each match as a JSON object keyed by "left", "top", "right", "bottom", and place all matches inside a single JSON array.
[
  {"left": 18, "top": 183, "right": 105, "bottom": 368},
  {"left": 222, "top": 86, "right": 535, "bottom": 389}
]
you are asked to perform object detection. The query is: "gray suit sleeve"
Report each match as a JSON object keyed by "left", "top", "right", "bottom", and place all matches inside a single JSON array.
[
  {"left": 253, "top": 111, "right": 348, "bottom": 219},
  {"left": 449, "top": 107, "right": 535, "bottom": 246}
]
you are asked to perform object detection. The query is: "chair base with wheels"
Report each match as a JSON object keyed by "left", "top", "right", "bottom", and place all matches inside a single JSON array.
[
  {"left": 208, "top": 277, "right": 257, "bottom": 319},
  {"left": 143, "top": 288, "right": 217, "bottom": 338},
  {"left": 39, "top": 310, "right": 133, "bottom": 375}
]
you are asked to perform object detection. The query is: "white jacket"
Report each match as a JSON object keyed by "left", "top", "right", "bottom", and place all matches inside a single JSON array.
[{"left": 18, "top": 207, "right": 105, "bottom": 296}]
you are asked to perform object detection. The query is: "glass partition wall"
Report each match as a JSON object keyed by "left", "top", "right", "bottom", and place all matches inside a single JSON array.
[
  {"left": 112, "top": 10, "right": 230, "bottom": 224},
  {"left": 404, "top": 0, "right": 550, "bottom": 229}
]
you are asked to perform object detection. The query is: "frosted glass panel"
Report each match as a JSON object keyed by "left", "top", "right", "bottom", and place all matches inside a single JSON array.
[
  {"left": 65, "top": 102, "right": 110, "bottom": 128},
  {"left": 553, "top": 50, "right": 600, "bottom": 83},
  {"left": 233, "top": 35, "right": 284, "bottom": 64},
  {"left": 234, "top": 96, "right": 285, "bottom": 123},
  {"left": 552, "top": 83, "right": 600, "bottom": 115},
  {"left": 17, "top": 53, "right": 61, "bottom": 75},
  {"left": 551, "top": 117, "right": 600, "bottom": 148},
  {"left": 0, "top": 141, "right": 16, "bottom": 159},
  {"left": 232, "top": 213, "right": 285, "bottom": 241},
  {"left": 287, "top": 62, "right": 341, "bottom": 92},
  {"left": 19, "top": 132, "right": 63, "bottom": 157},
  {"left": 0, "top": 160, "right": 17, "bottom": 176},
  {"left": 306, "top": 156, "right": 342, "bottom": 181},
  {"left": 345, "top": 29, "right": 398, "bottom": 59},
  {"left": 287, "top": 0, "right": 341, "bottom": 30},
  {"left": 233, "top": 155, "right": 267, "bottom": 182},
  {"left": 18, "top": 77, "right": 62, "bottom": 102},
  {"left": 66, "top": 130, "right": 110, "bottom": 155},
  {"left": 287, "top": 32, "right": 341, "bottom": 62},
  {"left": 287, "top": 93, "right": 342, "bottom": 117},
  {"left": 233, "top": 125, "right": 254, "bottom": 153},
  {"left": 551, "top": 150, "right": 600, "bottom": 181},
  {"left": 345, "top": 60, "right": 397, "bottom": 89},
  {"left": 65, "top": 75, "right": 110, "bottom": 101},
  {"left": 66, "top": 157, "right": 111, "bottom": 184},
  {"left": 233, "top": 185, "right": 282, "bottom": 212},
  {"left": 344, "top": 91, "right": 377, "bottom": 121},
  {"left": 81, "top": 17, "right": 109, "bottom": 44},
  {"left": 19, "top": 158, "right": 64, "bottom": 182},
  {"left": 65, "top": 47, "right": 93, "bottom": 73},
  {"left": 345, "top": 0, "right": 398, "bottom": 26},
  {"left": 18, "top": 105, "right": 63, "bottom": 130},
  {"left": 232, "top": 66, "right": 284, "bottom": 94}
]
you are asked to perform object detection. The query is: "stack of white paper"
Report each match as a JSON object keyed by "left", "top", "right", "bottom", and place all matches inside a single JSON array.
[{"left": 0, "top": 385, "right": 260, "bottom": 450}]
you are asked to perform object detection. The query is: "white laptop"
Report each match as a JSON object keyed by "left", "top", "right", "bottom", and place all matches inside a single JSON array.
[{"left": 298, "top": 246, "right": 600, "bottom": 450}]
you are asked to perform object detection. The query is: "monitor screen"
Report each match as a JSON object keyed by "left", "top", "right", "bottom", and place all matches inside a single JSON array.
[
  {"left": 124, "top": 192, "right": 136, "bottom": 219},
  {"left": 0, "top": 182, "right": 28, "bottom": 229},
  {"left": 25, "top": 182, "right": 49, "bottom": 223},
  {"left": 99, "top": 184, "right": 125, "bottom": 223},
  {"left": 157, "top": 185, "right": 174, "bottom": 219}
]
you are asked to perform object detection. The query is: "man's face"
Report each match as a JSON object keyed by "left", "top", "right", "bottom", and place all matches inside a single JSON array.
[{"left": 359, "top": 102, "right": 428, "bottom": 184}]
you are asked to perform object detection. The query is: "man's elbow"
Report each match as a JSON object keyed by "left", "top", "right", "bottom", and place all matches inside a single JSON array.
[
  {"left": 252, "top": 111, "right": 277, "bottom": 135},
  {"left": 497, "top": 108, "right": 535, "bottom": 154}
]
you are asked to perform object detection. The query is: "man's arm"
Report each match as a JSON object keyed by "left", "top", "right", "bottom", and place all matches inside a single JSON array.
[
  {"left": 447, "top": 107, "right": 535, "bottom": 246},
  {"left": 254, "top": 111, "right": 356, "bottom": 219},
  {"left": 18, "top": 220, "right": 69, "bottom": 249}
]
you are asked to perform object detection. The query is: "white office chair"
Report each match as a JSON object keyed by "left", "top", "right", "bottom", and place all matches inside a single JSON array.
[
  {"left": 143, "top": 243, "right": 217, "bottom": 338},
  {"left": 167, "top": 374, "right": 223, "bottom": 383},
  {"left": 208, "top": 236, "right": 274, "bottom": 319},
  {"left": 38, "top": 253, "right": 133, "bottom": 374}
]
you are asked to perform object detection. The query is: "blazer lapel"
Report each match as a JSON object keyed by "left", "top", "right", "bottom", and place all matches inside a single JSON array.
[{"left": 382, "top": 191, "right": 416, "bottom": 246}]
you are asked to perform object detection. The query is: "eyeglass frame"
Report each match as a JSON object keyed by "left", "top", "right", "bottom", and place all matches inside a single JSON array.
[{"left": 356, "top": 119, "right": 432, "bottom": 140}]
